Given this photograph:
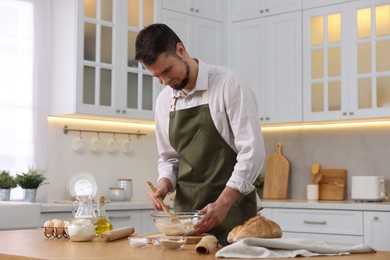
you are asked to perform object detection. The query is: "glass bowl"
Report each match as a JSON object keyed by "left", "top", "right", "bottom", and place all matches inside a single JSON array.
[
  {"left": 151, "top": 211, "right": 202, "bottom": 236},
  {"left": 156, "top": 235, "right": 187, "bottom": 250}
]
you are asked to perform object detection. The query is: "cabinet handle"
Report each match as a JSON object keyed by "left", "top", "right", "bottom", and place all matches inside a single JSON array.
[
  {"left": 108, "top": 215, "right": 132, "bottom": 220},
  {"left": 342, "top": 112, "right": 347, "bottom": 116},
  {"left": 260, "top": 10, "right": 264, "bottom": 13},
  {"left": 303, "top": 220, "right": 327, "bottom": 225},
  {"left": 195, "top": 9, "right": 199, "bottom": 13},
  {"left": 349, "top": 111, "right": 354, "bottom": 115},
  {"left": 190, "top": 7, "right": 194, "bottom": 11},
  {"left": 265, "top": 9, "right": 269, "bottom": 12},
  {"left": 265, "top": 117, "right": 269, "bottom": 120},
  {"left": 373, "top": 216, "right": 379, "bottom": 221},
  {"left": 260, "top": 117, "right": 264, "bottom": 120},
  {"left": 122, "top": 110, "right": 126, "bottom": 114},
  {"left": 116, "top": 109, "right": 120, "bottom": 113}
]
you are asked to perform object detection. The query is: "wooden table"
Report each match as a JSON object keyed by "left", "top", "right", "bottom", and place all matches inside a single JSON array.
[{"left": 0, "top": 229, "right": 389, "bottom": 260}]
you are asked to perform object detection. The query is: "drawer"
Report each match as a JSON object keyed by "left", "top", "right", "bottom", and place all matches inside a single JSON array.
[
  {"left": 272, "top": 208, "right": 363, "bottom": 235},
  {"left": 107, "top": 210, "right": 141, "bottom": 232}
]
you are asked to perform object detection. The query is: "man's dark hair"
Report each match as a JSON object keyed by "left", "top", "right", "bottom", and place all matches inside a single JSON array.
[{"left": 135, "top": 23, "right": 182, "bottom": 66}]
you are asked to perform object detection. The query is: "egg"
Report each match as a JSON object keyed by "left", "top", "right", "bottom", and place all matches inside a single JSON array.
[
  {"left": 43, "top": 220, "right": 54, "bottom": 235},
  {"left": 53, "top": 220, "right": 65, "bottom": 235},
  {"left": 63, "top": 220, "right": 70, "bottom": 235}
]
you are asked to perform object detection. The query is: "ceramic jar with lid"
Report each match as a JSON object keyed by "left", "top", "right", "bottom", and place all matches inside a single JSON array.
[
  {"left": 116, "top": 178, "right": 133, "bottom": 201},
  {"left": 108, "top": 187, "right": 125, "bottom": 201}
]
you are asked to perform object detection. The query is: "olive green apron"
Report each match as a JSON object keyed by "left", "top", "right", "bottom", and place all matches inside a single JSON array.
[{"left": 168, "top": 90, "right": 256, "bottom": 243}]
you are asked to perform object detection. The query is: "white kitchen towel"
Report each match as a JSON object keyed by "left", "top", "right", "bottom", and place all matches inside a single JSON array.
[{"left": 215, "top": 238, "right": 376, "bottom": 258}]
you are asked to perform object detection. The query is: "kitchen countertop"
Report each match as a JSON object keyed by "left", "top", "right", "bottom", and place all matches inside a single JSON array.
[
  {"left": 40, "top": 200, "right": 162, "bottom": 212},
  {"left": 260, "top": 199, "right": 390, "bottom": 211},
  {"left": 0, "top": 229, "right": 389, "bottom": 260}
]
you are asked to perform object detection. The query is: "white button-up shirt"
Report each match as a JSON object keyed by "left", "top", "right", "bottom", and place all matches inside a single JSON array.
[{"left": 155, "top": 60, "right": 265, "bottom": 195}]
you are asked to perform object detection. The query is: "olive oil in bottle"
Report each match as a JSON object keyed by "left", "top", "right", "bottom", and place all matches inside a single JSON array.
[{"left": 94, "top": 196, "right": 113, "bottom": 236}]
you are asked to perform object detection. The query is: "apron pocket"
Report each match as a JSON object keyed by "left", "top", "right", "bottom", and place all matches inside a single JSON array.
[{"left": 181, "top": 129, "right": 221, "bottom": 172}]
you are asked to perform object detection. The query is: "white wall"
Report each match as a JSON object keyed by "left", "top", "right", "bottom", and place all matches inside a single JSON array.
[
  {"left": 262, "top": 123, "right": 390, "bottom": 200},
  {"left": 43, "top": 117, "right": 159, "bottom": 202},
  {"left": 42, "top": 117, "right": 390, "bottom": 202}
]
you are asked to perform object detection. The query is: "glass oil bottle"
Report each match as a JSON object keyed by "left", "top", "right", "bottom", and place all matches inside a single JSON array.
[{"left": 94, "top": 196, "right": 113, "bottom": 236}]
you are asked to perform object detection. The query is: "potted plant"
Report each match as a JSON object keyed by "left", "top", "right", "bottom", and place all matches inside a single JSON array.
[
  {"left": 0, "top": 170, "right": 17, "bottom": 201},
  {"left": 15, "top": 167, "right": 47, "bottom": 202}
]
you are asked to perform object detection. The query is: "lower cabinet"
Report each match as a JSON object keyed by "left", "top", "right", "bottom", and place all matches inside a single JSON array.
[
  {"left": 107, "top": 210, "right": 142, "bottom": 232},
  {"left": 261, "top": 208, "right": 366, "bottom": 247},
  {"left": 262, "top": 207, "right": 390, "bottom": 250},
  {"left": 364, "top": 211, "right": 390, "bottom": 251}
]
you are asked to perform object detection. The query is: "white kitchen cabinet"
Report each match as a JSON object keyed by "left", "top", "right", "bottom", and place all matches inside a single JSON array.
[
  {"left": 364, "top": 211, "right": 390, "bottom": 251},
  {"left": 162, "top": 9, "right": 226, "bottom": 66},
  {"left": 107, "top": 210, "right": 142, "bottom": 232},
  {"left": 302, "top": 0, "right": 355, "bottom": 10},
  {"left": 141, "top": 209, "right": 159, "bottom": 234},
  {"left": 272, "top": 208, "right": 364, "bottom": 247},
  {"left": 162, "top": 0, "right": 224, "bottom": 21},
  {"left": 230, "top": 11, "right": 302, "bottom": 124},
  {"left": 229, "top": 0, "right": 302, "bottom": 22},
  {"left": 51, "top": 0, "right": 162, "bottom": 121},
  {"left": 303, "top": 0, "right": 390, "bottom": 122}
]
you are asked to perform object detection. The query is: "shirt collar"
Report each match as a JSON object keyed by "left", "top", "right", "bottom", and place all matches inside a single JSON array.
[{"left": 172, "top": 59, "right": 208, "bottom": 97}]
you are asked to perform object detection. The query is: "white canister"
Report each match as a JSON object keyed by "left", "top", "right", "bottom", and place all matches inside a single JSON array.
[
  {"left": 117, "top": 178, "right": 133, "bottom": 201},
  {"left": 307, "top": 184, "right": 319, "bottom": 201},
  {"left": 108, "top": 187, "right": 125, "bottom": 201}
]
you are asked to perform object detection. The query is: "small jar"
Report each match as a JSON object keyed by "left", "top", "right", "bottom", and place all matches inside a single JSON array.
[
  {"left": 116, "top": 178, "right": 133, "bottom": 201},
  {"left": 108, "top": 187, "right": 125, "bottom": 201},
  {"left": 67, "top": 218, "right": 96, "bottom": 242}
]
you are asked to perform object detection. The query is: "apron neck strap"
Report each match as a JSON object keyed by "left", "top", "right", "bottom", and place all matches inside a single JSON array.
[{"left": 170, "top": 90, "right": 209, "bottom": 112}]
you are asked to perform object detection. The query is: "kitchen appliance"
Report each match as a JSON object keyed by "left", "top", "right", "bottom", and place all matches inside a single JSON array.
[{"left": 351, "top": 176, "right": 387, "bottom": 202}]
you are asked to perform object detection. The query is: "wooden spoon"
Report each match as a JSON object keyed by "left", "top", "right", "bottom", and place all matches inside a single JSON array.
[
  {"left": 146, "top": 181, "right": 180, "bottom": 223},
  {"left": 310, "top": 164, "right": 321, "bottom": 184}
]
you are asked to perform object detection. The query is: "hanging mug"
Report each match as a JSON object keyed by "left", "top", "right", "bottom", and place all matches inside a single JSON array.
[
  {"left": 122, "top": 137, "right": 134, "bottom": 155},
  {"left": 73, "top": 134, "right": 86, "bottom": 153},
  {"left": 107, "top": 135, "right": 119, "bottom": 154},
  {"left": 90, "top": 134, "right": 103, "bottom": 154}
]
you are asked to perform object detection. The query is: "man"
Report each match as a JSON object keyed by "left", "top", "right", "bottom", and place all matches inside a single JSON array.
[{"left": 135, "top": 23, "right": 265, "bottom": 243}]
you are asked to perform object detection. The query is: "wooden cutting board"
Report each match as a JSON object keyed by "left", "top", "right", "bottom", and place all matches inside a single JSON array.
[
  {"left": 262, "top": 143, "right": 290, "bottom": 199},
  {"left": 318, "top": 169, "right": 347, "bottom": 200}
]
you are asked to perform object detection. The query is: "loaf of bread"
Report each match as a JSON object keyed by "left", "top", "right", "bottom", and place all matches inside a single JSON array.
[{"left": 227, "top": 215, "right": 282, "bottom": 243}]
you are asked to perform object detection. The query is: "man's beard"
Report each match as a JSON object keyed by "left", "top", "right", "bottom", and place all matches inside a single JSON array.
[{"left": 171, "top": 60, "right": 190, "bottom": 91}]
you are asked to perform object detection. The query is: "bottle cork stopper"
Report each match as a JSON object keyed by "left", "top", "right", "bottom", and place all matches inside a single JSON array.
[{"left": 98, "top": 196, "right": 105, "bottom": 203}]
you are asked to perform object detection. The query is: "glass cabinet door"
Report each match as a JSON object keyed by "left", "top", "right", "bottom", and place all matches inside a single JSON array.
[
  {"left": 125, "top": 0, "right": 156, "bottom": 115},
  {"left": 310, "top": 13, "right": 343, "bottom": 113},
  {"left": 355, "top": 3, "right": 390, "bottom": 110},
  {"left": 83, "top": 0, "right": 114, "bottom": 109}
]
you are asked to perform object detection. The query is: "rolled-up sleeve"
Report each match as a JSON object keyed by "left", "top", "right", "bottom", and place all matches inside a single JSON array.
[{"left": 222, "top": 75, "right": 265, "bottom": 195}]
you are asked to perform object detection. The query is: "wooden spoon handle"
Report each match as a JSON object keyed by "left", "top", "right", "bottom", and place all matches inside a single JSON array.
[{"left": 146, "top": 181, "right": 175, "bottom": 218}]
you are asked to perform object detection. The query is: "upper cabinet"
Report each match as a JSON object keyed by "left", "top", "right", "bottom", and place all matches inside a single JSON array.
[
  {"left": 230, "top": 0, "right": 302, "bottom": 22},
  {"left": 303, "top": 0, "right": 390, "bottom": 122},
  {"left": 162, "top": 0, "right": 224, "bottom": 21},
  {"left": 161, "top": 1, "right": 226, "bottom": 66},
  {"left": 51, "top": 0, "right": 161, "bottom": 121},
  {"left": 230, "top": 7, "right": 302, "bottom": 124}
]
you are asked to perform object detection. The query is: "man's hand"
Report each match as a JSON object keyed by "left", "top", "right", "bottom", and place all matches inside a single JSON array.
[
  {"left": 193, "top": 186, "right": 241, "bottom": 234},
  {"left": 147, "top": 178, "right": 173, "bottom": 210}
]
